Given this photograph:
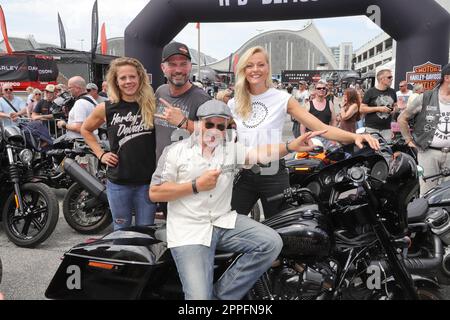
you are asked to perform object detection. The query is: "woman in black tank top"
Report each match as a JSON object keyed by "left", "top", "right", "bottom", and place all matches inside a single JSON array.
[{"left": 80, "top": 57, "right": 158, "bottom": 231}]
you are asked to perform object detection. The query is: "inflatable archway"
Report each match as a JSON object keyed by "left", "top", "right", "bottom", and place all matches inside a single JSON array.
[{"left": 125, "top": 0, "right": 449, "bottom": 89}]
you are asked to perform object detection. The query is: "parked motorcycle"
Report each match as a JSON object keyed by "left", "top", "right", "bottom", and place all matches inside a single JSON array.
[
  {"left": 0, "top": 125, "right": 59, "bottom": 247},
  {"left": 406, "top": 169, "right": 450, "bottom": 285},
  {"left": 45, "top": 143, "right": 441, "bottom": 299}
]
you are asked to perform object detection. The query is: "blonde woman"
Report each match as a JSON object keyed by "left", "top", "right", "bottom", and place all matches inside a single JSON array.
[
  {"left": 216, "top": 89, "right": 233, "bottom": 104},
  {"left": 228, "top": 46, "right": 379, "bottom": 219},
  {"left": 81, "top": 57, "right": 157, "bottom": 230}
]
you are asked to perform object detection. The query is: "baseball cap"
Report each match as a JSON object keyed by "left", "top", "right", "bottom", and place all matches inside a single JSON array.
[
  {"left": 45, "top": 84, "right": 56, "bottom": 93},
  {"left": 86, "top": 83, "right": 99, "bottom": 91},
  {"left": 162, "top": 42, "right": 191, "bottom": 62},
  {"left": 196, "top": 100, "right": 232, "bottom": 120}
]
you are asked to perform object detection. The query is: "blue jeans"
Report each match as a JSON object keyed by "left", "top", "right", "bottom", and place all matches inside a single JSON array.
[
  {"left": 106, "top": 180, "right": 156, "bottom": 230},
  {"left": 170, "top": 215, "right": 283, "bottom": 300}
]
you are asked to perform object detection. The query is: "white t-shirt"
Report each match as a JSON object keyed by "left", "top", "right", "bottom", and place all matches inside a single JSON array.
[
  {"left": 295, "top": 89, "right": 310, "bottom": 105},
  {"left": 228, "top": 88, "right": 291, "bottom": 148},
  {"left": 431, "top": 98, "right": 450, "bottom": 148},
  {"left": 66, "top": 95, "right": 96, "bottom": 140},
  {"left": 396, "top": 90, "right": 413, "bottom": 110}
]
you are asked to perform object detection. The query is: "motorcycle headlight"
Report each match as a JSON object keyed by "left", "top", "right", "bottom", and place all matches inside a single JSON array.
[{"left": 19, "top": 149, "right": 33, "bottom": 166}]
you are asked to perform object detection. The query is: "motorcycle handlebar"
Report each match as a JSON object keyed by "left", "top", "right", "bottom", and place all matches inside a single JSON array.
[{"left": 423, "top": 168, "right": 450, "bottom": 182}]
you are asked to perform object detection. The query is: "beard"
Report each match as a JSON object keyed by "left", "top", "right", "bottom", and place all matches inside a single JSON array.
[{"left": 167, "top": 73, "right": 189, "bottom": 87}]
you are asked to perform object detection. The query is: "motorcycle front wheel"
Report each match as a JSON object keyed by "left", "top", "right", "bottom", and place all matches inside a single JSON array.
[
  {"left": 63, "top": 182, "right": 112, "bottom": 234},
  {"left": 2, "top": 183, "right": 59, "bottom": 248}
]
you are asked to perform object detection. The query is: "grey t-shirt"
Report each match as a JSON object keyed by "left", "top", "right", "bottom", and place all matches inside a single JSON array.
[{"left": 155, "top": 84, "right": 211, "bottom": 161}]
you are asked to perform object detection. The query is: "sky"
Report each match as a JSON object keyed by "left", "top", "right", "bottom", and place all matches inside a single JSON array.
[{"left": 1, "top": 0, "right": 449, "bottom": 61}]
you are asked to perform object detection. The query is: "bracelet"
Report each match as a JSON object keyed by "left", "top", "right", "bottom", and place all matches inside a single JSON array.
[
  {"left": 177, "top": 117, "right": 188, "bottom": 129},
  {"left": 99, "top": 151, "right": 107, "bottom": 162},
  {"left": 192, "top": 179, "right": 199, "bottom": 194},
  {"left": 285, "top": 141, "right": 294, "bottom": 153}
]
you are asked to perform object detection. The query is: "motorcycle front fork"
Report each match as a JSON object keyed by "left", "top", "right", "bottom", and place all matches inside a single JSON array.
[{"left": 6, "top": 146, "right": 24, "bottom": 214}]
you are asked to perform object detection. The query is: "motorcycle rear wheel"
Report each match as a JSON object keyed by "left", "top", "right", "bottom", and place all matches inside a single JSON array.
[
  {"left": 2, "top": 183, "right": 59, "bottom": 248},
  {"left": 63, "top": 182, "right": 112, "bottom": 234}
]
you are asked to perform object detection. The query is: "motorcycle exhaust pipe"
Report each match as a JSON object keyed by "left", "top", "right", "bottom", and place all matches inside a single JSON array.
[
  {"left": 403, "top": 235, "right": 444, "bottom": 272},
  {"left": 371, "top": 235, "right": 443, "bottom": 273},
  {"left": 63, "top": 158, "right": 108, "bottom": 203}
]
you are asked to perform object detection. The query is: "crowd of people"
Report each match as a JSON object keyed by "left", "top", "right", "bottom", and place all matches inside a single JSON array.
[{"left": 1, "top": 39, "right": 449, "bottom": 301}]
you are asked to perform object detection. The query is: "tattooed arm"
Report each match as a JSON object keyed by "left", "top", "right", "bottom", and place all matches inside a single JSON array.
[{"left": 398, "top": 94, "right": 423, "bottom": 147}]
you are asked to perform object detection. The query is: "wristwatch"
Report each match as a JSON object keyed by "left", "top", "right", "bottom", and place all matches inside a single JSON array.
[
  {"left": 285, "top": 141, "right": 294, "bottom": 153},
  {"left": 192, "top": 179, "right": 199, "bottom": 194}
]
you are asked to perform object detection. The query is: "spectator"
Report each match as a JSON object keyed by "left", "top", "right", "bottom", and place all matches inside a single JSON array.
[
  {"left": 360, "top": 69, "right": 397, "bottom": 142},
  {"left": 99, "top": 81, "right": 108, "bottom": 98},
  {"left": 292, "top": 81, "right": 310, "bottom": 137},
  {"left": 87, "top": 83, "right": 108, "bottom": 103},
  {"left": 27, "top": 89, "right": 42, "bottom": 117},
  {"left": 216, "top": 89, "right": 233, "bottom": 104},
  {"left": 338, "top": 88, "right": 360, "bottom": 133},
  {"left": 32, "top": 85, "right": 56, "bottom": 126},
  {"left": 398, "top": 63, "right": 450, "bottom": 194},
  {"left": 57, "top": 76, "right": 98, "bottom": 140},
  {"left": 0, "top": 84, "right": 26, "bottom": 127}
]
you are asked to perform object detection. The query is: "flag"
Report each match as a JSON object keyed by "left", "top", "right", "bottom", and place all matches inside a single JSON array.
[
  {"left": 57, "top": 13, "right": 67, "bottom": 49},
  {"left": 233, "top": 53, "right": 239, "bottom": 74},
  {"left": 100, "top": 23, "right": 107, "bottom": 55},
  {"left": 0, "top": 5, "right": 13, "bottom": 54},
  {"left": 91, "top": 0, "right": 99, "bottom": 58}
]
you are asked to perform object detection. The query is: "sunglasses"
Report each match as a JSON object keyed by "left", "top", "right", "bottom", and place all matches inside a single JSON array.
[
  {"left": 386, "top": 76, "right": 393, "bottom": 80},
  {"left": 316, "top": 87, "right": 327, "bottom": 91},
  {"left": 205, "top": 122, "right": 226, "bottom": 131},
  {"left": 4, "top": 88, "right": 13, "bottom": 92},
  {"left": 35, "top": 93, "right": 41, "bottom": 95}
]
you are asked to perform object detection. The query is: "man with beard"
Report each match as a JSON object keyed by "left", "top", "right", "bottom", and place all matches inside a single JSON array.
[{"left": 154, "top": 42, "right": 211, "bottom": 162}]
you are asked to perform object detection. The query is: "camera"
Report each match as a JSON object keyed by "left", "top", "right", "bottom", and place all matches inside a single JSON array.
[{"left": 52, "top": 91, "right": 75, "bottom": 119}]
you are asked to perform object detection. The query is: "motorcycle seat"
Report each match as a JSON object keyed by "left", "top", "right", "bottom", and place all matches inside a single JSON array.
[{"left": 407, "top": 198, "right": 429, "bottom": 223}]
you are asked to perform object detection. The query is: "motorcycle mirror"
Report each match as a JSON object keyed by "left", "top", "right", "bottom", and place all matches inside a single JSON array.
[{"left": 417, "top": 165, "right": 424, "bottom": 177}]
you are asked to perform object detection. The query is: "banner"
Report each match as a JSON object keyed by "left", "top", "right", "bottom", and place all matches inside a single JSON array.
[
  {"left": 91, "top": 0, "right": 99, "bottom": 58},
  {"left": 0, "top": 5, "right": 13, "bottom": 54},
  {"left": 57, "top": 13, "right": 67, "bottom": 49},
  {"left": 100, "top": 23, "right": 107, "bottom": 55},
  {"left": 406, "top": 61, "right": 442, "bottom": 90},
  {"left": 281, "top": 70, "right": 353, "bottom": 84},
  {"left": 0, "top": 54, "right": 58, "bottom": 82}
]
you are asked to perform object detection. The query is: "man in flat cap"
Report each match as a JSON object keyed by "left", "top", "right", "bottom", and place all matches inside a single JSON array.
[{"left": 150, "top": 99, "right": 326, "bottom": 300}]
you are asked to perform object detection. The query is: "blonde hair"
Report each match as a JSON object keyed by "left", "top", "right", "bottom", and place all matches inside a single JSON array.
[
  {"left": 234, "top": 46, "right": 273, "bottom": 120},
  {"left": 216, "top": 89, "right": 232, "bottom": 102},
  {"left": 106, "top": 57, "right": 156, "bottom": 129}
]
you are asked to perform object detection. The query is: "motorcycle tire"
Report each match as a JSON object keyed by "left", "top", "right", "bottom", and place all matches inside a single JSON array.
[
  {"left": 2, "top": 183, "right": 59, "bottom": 248},
  {"left": 415, "top": 287, "right": 444, "bottom": 300},
  {"left": 63, "top": 182, "right": 112, "bottom": 234}
]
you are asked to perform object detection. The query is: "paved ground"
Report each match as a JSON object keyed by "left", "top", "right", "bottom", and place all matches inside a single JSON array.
[{"left": 1, "top": 113, "right": 449, "bottom": 300}]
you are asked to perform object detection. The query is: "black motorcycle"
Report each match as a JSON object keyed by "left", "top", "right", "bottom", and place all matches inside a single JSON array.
[
  {"left": 45, "top": 144, "right": 440, "bottom": 300},
  {"left": 406, "top": 169, "right": 450, "bottom": 285},
  {"left": 0, "top": 125, "right": 59, "bottom": 247}
]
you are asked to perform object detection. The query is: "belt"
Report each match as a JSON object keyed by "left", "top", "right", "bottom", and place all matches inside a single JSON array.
[
  {"left": 429, "top": 146, "right": 450, "bottom": 153},
  {"left": 243, "top": 159, "right": 286, "bottom": 175}
]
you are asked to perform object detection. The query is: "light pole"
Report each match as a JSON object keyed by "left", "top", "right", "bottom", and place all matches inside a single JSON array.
[{"left": 79, "top": 39, "right": 85, "bottom": 51}]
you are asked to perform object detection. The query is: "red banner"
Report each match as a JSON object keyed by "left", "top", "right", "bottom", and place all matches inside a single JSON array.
[
  {"left": 101, "top": 23, "right": 108, "bottom": 55},
  {"left": 0, "top": 5, "right": 13, "bottom": 54}
]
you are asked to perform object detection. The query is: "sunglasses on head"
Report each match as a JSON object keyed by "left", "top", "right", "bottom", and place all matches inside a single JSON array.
[{"left": 205, "top": 122, "right": 226, "bottom": 131}]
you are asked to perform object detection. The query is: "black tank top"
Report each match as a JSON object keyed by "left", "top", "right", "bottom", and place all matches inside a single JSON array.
[
  {"left": 105, "top": 100, "right": 156, "bottom": 185},
  {"left": 309, "top": 100, "right": 332, "bottom": 125}
]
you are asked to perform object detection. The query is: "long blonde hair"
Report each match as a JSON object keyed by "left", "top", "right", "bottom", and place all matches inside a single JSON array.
[
  {"left": 234, "top": 46, "right": 273, "bottom": 120},
  {"left": 106, "top": 57, "right": 156, "bottom": 128}
]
